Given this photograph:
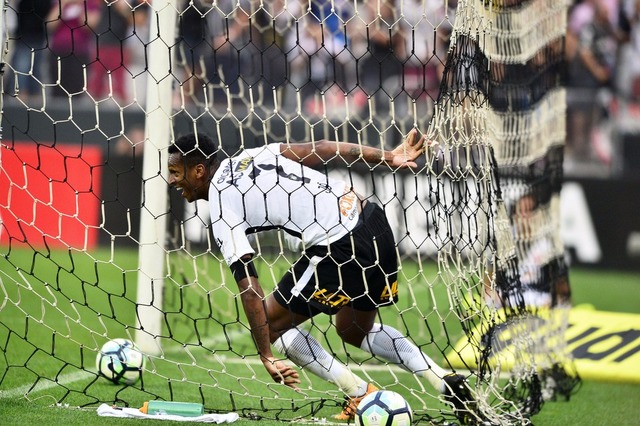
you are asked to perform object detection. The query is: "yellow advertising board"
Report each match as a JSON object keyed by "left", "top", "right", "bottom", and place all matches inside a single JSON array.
[{"left": 449, "top": 305, "right": 640, "bottom": 383}]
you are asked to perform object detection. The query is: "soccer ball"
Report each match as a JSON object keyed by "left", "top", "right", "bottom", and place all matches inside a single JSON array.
[
  {"left": 355, "top": 390, "right": 413, "bottom": 426},
  {"left": 96, "top": 338, "right": 145, "bottom": 385}
]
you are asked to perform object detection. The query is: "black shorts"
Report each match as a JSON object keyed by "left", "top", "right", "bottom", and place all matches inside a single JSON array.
[{"left": 273, "top": 202, "right": 399, "bottom": 316}]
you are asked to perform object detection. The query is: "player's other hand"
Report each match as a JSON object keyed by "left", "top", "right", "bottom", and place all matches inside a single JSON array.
[
  {"left": 262, "top": 356, "right": 301, "bottom": 390},
  {"left": 390, "top": 128, "right": 434, "bottom": 169}
]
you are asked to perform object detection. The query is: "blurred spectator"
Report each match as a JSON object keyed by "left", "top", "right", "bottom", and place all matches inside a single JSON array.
[
  {"left": 114, "top": 123, "right": 145, "bottom": 158},
  {"left": 278, "top": 1, "right": 326, "bottom": 110},
  {"left": 258, "top": 0, "right": 366, "bottom": 116},
  {"left": 566, "top": 0, "right": 619, "bottom": 162},
  {"left": 208, "top": 0, "right": 255, "bottom": 96},
  {"left": 175, "top": 0, "right": 255, "bottom": 105},
  {"left": 616, "top": 0, "right": 640, "bottom": 101},
  {"left": 88, "top": 0, "right": 135, "bottom": 103},
  {"left": 176, "top": 0, "right": 212, "bottom": 103},
  {"left": 8, "top": 0, "right": 50, "bottom": 100},
  {"left": 46, "top": 0, "right": 100, "bottom": 97},
  {"left": 124, "top": 0, "right": 151, "bottom": 105},
  {"left": 356, "top": 0, "right": 402, "bottom": 100},
  {"left": 392, "top": 0, "right": 453, "bottom": 106},
  {"left": 103, "top": 123, "right": 146, "bottom": 247}
]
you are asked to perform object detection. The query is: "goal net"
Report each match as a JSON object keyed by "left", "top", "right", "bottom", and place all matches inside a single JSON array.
[{"left": 0, "top": 0, "right": 577, "bottom": 423}]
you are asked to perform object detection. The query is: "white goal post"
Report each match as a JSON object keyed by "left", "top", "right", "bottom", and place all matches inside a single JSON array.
[{"left": 134, "top": 0, "right": 177, "bottom": 357}]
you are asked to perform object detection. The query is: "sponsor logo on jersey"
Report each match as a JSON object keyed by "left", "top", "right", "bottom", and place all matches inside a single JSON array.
[
  {"left": 339, "top": 189, "right": 358, "bottom": 219},
  {"left": 235, "top": 156, "right": 253, "bottom": 173},
  {"left": 380, "top": 281, "right": 399, "bottom": 301},
  {"left": 217, "top": 157, "right": 255, "bottom": 185},
  {"left": 311, "top": 288, "right": 351, "bottom": 308}
]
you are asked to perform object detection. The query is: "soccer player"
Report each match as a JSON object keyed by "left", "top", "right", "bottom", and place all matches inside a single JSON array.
[{"left": 167, "top": 130, "right": 475, "bottom": 422}]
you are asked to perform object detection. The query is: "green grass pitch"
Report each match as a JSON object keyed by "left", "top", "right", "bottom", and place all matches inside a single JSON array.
[{"left": 0, "top": 246, "right": 639, "bottom": 425}]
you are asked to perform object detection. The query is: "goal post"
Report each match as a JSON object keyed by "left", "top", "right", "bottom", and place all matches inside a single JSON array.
[{"left": 134, "top": 0, "right": 178, "bottom": 357}]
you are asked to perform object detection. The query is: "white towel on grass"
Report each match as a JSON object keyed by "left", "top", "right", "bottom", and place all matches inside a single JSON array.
[{"left": 97, "top": 403, "right": 240, "bottom": 423}]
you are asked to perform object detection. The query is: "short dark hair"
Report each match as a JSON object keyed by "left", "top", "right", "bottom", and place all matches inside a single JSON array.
[{"left": 169, "top": 133, "right": 219, "bottom": 169}]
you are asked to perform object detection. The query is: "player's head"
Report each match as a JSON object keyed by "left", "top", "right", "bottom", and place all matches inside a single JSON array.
[{"left": 168, "top": 133, "right": 219, "bottom": 202}]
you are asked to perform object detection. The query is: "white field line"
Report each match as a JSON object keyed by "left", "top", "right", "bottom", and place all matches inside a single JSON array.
[
  {"left": 0, "top": 370, "right": 94, "bottom": 399},
  {"left": 0, "top": 333, "right": 471, "bottom": 400},
  {"left": 0, "top": 330, "right": 247, "bottom": 399},
  {"left": 0, "top": 280, "right": 451, "bottom": 399}
]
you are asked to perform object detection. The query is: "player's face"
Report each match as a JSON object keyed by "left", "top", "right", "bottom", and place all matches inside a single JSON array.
[{"left": 168, "top": 153, "right": 207, "bottom": 202}]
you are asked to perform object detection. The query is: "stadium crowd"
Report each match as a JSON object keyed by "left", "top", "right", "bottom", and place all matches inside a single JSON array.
[
  {"left": 566, "top": 0, "right": 640, "bottom": 176},
  {"left": 4, "top": 0, "right": 640, "bottom": 176}
]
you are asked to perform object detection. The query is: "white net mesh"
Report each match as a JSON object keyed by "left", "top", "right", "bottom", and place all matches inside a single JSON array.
[{"left": 0, "top": 0, "right": 578, "bottom": 423}]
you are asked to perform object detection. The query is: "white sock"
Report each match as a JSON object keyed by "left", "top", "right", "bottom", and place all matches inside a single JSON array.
[
  {"left": 360, "top": 323, "right": 449, "bottom": 393},
  {"left": 274, "top": 327, "right": 368, "bottom": 396}
]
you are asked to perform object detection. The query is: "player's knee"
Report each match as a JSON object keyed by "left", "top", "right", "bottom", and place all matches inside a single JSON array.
[
  {"left": 267, "top": 317, "right": 294, "bottom": 343},
  {"left": 269, "top": 329, "right": 281, "bottom": 345},
  {"left": 336, "top": 327, "right": 367, "bottom": 347}
]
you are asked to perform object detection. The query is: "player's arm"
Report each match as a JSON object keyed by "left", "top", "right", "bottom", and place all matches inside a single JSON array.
[
  {"left": 231, "top": 256, "right": 300, "bottom": 389},
  {"left": 279, "top": 128, "right": 429, "bottom": 169},
  {"left": 209, "top": 195, "right": 299, "bottom": 386}
]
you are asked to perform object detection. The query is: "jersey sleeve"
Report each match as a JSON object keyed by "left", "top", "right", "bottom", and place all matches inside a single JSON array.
[
  {"left": 262, "top": 143, "right": 282, "bottom": 158},
  {"left": 208, "top": 181, "right": 255, "bottom": 266}
]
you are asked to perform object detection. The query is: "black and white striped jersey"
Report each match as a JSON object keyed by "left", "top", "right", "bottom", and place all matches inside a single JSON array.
[{"left": 208, "top": 143, "right": 360, "bottom": 265}]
